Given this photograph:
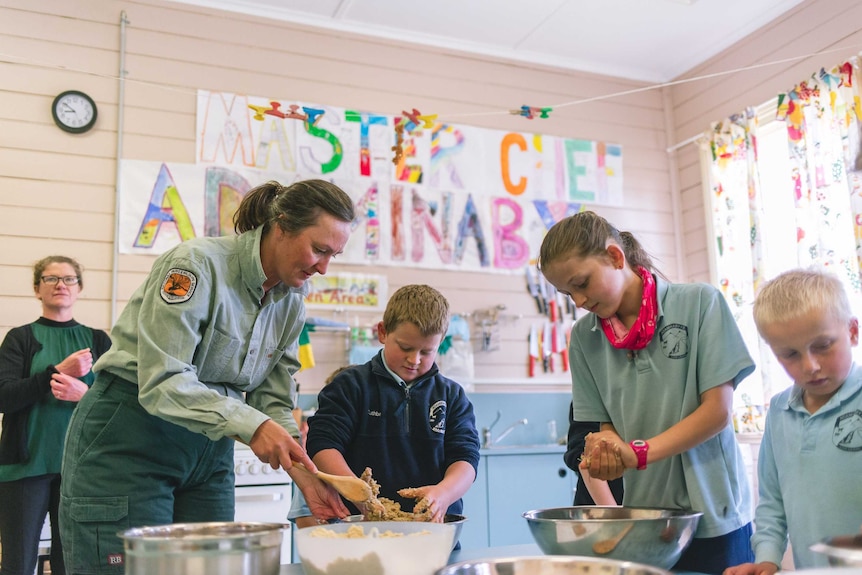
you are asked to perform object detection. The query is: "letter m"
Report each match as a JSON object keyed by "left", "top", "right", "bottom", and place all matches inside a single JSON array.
[{"left": 197, "top": 91, "right": 256, "bottom": 166}]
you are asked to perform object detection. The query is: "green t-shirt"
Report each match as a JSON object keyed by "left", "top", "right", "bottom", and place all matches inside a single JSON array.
[{"left": 0, "top": 322, "right": 97, "bottom": 481}]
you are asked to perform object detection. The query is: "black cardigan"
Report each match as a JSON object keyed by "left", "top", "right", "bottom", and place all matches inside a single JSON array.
[
  {"left": 564, "top": 402, "right": 624, "bottom": 505},
  {"left": 0, "top": 319, "right": 111, "bottom": 464}
]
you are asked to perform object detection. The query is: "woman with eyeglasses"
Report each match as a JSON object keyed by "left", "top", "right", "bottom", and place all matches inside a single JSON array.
[{"left": 0, "top": 255, "right": 111, "bottom": 575}]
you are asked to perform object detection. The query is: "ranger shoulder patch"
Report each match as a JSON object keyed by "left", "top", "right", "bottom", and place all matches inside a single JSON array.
[{"left": 160, "top": 268, "right": 197, "bottom": 304}]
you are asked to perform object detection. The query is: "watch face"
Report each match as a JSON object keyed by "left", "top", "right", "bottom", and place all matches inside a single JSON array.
[{"left": 52, "top": 90, "right": 97, "bottom": 133}]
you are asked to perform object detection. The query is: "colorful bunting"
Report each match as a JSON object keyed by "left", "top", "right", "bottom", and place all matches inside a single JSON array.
[
  {"left": 246, "top": 101, "right": 326, "bottom": 126},
  {"left": 298, "top": 323, "right": 315, "bottom": 371},
  {"left": 401, "top": 108, "right": 438, "bottom": 129},
  {"left": 509, "top": 105, "right": 553, "bottom": 119},
  {"left": 392, "top": 121, "right": 405, "bottom": 164}
]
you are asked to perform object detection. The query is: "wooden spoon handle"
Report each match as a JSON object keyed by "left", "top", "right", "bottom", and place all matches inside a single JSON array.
[
  {"left": 292, "top": 464, "right": 372, "bottom": 504},
  {"left": 592, "top": 522, "right": 634, "bottom": 554}
]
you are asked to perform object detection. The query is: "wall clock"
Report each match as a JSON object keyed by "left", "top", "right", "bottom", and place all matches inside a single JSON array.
[{"left": 51, "top": 90, "right": 98, "bottom": 134}]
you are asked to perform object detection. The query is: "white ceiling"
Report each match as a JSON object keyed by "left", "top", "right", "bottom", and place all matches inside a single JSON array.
[{"left": 167, "top": 0, "right": 806, "bottom": 83}]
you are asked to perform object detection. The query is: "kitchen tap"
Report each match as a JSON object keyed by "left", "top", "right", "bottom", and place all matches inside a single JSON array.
[
  {"left": 481, "top": 410, "right": 501, "bottom": 448},
  {"left": 482, "top": 410, "right": 529, "bottom": 448}
]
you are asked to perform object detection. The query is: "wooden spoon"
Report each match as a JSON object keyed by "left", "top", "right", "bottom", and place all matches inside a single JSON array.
[
  {"left": 292, "top": 463, "right": 374, "bottom": 505},
  {"left": 592, "top": 523, "right": 634, "bottom": 554},
  {"left": 230, "top": 436, "right": 373, "bottom": 505}
]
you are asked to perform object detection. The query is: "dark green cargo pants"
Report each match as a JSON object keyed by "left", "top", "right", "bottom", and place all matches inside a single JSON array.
[{"left": 59, "top": 373, "right": 234, "bottom": 574}]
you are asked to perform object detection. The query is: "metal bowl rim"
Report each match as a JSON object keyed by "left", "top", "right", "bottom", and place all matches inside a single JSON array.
[
  {"left": 440, "top": 554, "right": 673, "bottom": 574},
  {"left": 811, "top": 538, "right": 862, "bottom": 561},
  {"left": 522, "top": 506, "right": 704, "bottom": 522},
  {"left": 119, "top": 521, "right": 286, "bottom": 541}
]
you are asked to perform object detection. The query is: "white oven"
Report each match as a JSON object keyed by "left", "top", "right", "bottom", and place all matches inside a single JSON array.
[{"left": 234, "top": 443, "right": 293, "bottom": 564}]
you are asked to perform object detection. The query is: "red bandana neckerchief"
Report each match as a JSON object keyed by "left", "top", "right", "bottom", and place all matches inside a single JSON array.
[{"left": 600, "top": 266, "right": 657, "bottom": 350}]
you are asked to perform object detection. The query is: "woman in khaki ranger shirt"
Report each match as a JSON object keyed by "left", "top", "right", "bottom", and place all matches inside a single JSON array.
[{"left": 59, "top": 180, "right": 354, "bottom": 574}]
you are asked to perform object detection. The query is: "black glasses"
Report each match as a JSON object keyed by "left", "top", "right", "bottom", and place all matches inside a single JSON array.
[{"left": 41, "top": 275, "right": 80, "bottom": 286}]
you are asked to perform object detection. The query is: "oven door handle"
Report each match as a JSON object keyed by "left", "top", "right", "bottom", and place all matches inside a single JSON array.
[{"left": 235, "top": 492, "right": 286, "bottom": 503}]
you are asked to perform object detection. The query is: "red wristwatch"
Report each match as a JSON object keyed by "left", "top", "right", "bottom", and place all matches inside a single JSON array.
[{"left": 629, "top": 439, "right": 649, "bottom": 470}]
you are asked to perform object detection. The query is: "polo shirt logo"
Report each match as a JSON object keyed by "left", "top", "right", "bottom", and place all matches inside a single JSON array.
[
  {"left": 429, "top": 400, "right": 446, "bottom": 434},
  {"left": 833, "top": 410, "right": 862, "bottom": 452},
  {"left": 659, "top": 324, "right": 689, "bottom": 359}
]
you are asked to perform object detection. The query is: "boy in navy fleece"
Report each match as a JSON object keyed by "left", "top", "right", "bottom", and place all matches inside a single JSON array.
[{"left": 306, "top": 284, "right": 480, "bottom": 522}]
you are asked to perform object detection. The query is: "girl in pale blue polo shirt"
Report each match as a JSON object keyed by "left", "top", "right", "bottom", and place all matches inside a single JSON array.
[{"left": 539, "top": 211, "right": 755, "bottom": 575}]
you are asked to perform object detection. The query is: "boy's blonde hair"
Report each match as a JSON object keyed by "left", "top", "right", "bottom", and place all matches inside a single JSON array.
[
  {"left": 753, "top": 268, "right": 852, "bottom": 332},
  {"left": 324, "top": 364, "right": 355, "bottom": 385},
  {"left": 382, "top": 284, "right": 450, "bottom": 336}
]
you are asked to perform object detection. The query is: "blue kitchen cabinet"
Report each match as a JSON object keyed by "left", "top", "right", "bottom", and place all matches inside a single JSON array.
[
  {"left": 485, "top": 452, "right": 574, "bottom": 546},
  {"left": 458, "top": 457, "right": 489, "bottom": 548}
]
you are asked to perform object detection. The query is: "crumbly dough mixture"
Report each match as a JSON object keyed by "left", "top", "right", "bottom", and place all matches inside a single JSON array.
[
  {"left": 308, "top": 525, "right": 430, "bottom": 539},
  {"left": 359, "top": 467, "right": 433, "bottom": 522}
]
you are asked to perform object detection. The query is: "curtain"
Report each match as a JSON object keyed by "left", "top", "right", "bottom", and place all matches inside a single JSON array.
[
  {"left": 705, "top": 108, "right": 768, "bottom": 410},
  {"left": 779, "top": 61, "right": 862, "bottom": 289},
  {"left": 708, "top": 108, "right": 765, "bottom": 312},
  {"left": 704, "top": 57, "right": 862, "bottom": 412}
]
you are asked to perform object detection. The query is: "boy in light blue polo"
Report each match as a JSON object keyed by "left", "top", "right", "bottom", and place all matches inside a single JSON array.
[{"left": 725, "top": 269, "right": 862, "bottom": 575}]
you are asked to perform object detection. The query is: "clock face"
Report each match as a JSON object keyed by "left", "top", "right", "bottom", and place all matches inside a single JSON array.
[{"left": 52, "top": 90, "right": 97, "bottom": 134}]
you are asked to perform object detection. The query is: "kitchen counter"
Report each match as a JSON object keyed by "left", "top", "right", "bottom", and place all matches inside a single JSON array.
[
  {"left": 479, "top": 443, "right": 566, "bottom": 456},
  {"left": 448, "top": 543, "right": 544, "bottom": 562}
]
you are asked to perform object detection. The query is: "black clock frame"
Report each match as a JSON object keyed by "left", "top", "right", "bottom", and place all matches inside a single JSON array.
[{"left": 51, "top": 90, "right": 98, "bottom": 134}]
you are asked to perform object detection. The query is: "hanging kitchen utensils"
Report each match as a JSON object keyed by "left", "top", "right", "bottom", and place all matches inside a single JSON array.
[
  {"left": 557, "top": 322, "right": 570, "bottom": 372},
  {"left": 525, "top": 265, "right": 545, "bottom": 314},
  {"left": 472, "top": 304, "right": 520, "bottom": 352},
  {"left": 548, "top": 300, "right": 571, "bottom": 372},
  {"left": 528, "top": 324, "right": 540, "bottom": 377}
]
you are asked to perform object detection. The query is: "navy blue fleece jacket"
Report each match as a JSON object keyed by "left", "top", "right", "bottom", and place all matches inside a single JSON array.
[{"left": 306, "top": 352, "right": 480, "bottom": 515}]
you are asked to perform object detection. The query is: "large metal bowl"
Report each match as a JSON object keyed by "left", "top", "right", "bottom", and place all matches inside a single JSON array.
[
  {"left": 523, "top": 506, "right": 702, "bottom": 570},
  {"left": 119, "top": 521, "right": 284, "bottom": 575},
  {"left": 437, "top": 555, "right": 673, "bottom": 575},
  {"left": 810, "top": 533, "right": 862, "bottom": 566}
]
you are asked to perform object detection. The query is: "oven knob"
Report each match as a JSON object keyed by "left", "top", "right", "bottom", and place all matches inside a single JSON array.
[
  {"left": 249, "top": 463, "right": 261, "bottom": 474},
  {"left": 235, "top": 463, "right": 247, "bottom": 475},
  {"left": 262, "top": 466, "right": 273, "bottom": 474}
]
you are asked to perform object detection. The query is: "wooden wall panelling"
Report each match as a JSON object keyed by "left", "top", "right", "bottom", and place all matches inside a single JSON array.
[{"left": 0, "top": 0, "right": 677, "bottom": 393}]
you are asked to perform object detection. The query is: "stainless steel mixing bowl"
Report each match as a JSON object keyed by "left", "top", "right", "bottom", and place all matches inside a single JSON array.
[
  {"left": 119, "top": 521, "right": 284, "bottom": 575},
  {"left": 522, "top": 506, "right": 702, "bottom": 570},
  {"left": 810, "top": 533, "right": 862, "bottom": 566},
  {"left": 437, "top": 555, "right": 673, "bottom": 575}
]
